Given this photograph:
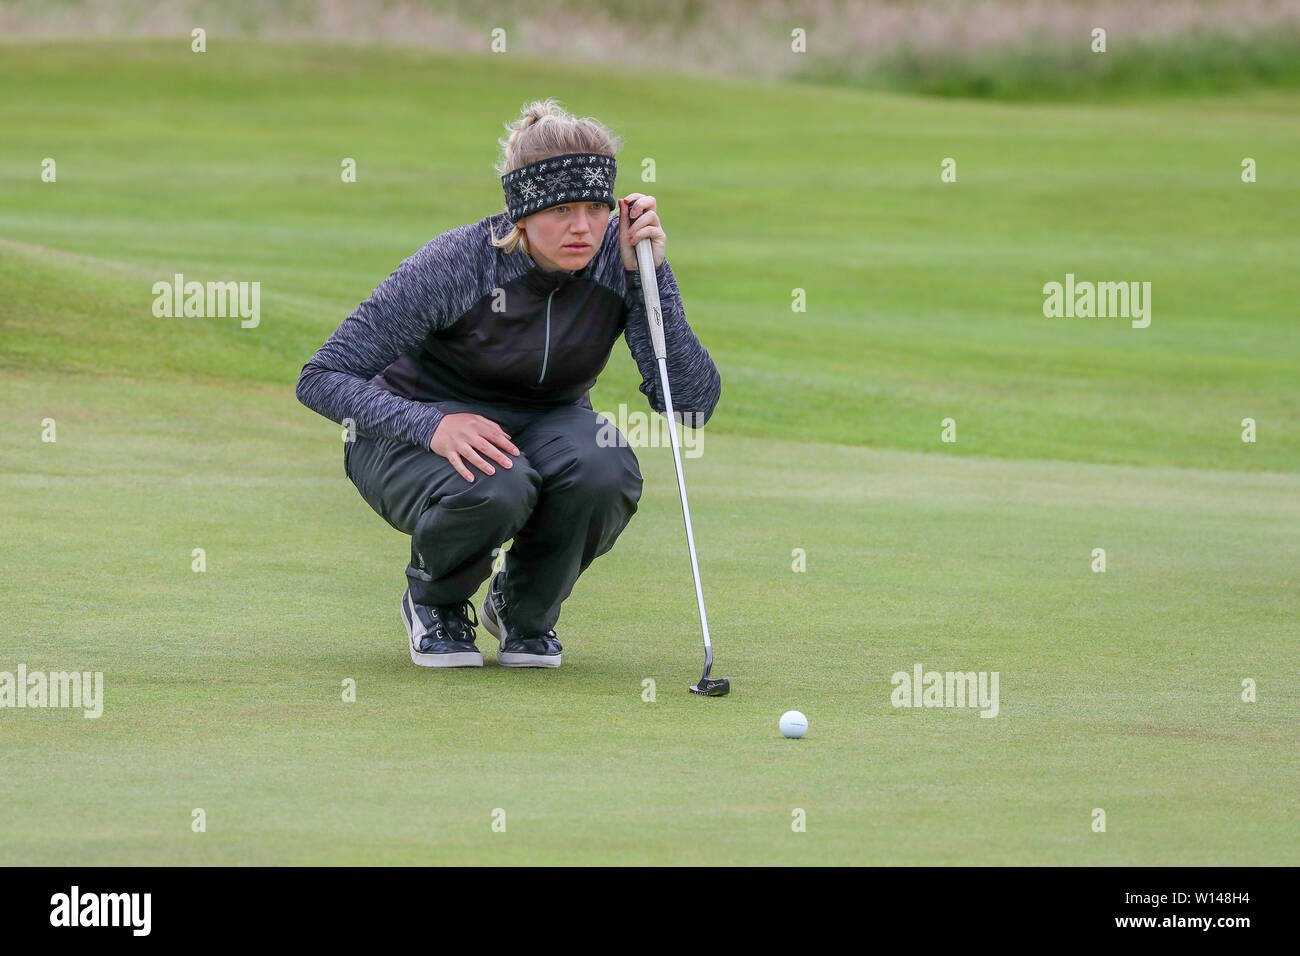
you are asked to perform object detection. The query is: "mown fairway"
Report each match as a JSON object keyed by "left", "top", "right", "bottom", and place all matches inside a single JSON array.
[{"left": 1, "top": 40, "right": 1296, "bottom": 864}]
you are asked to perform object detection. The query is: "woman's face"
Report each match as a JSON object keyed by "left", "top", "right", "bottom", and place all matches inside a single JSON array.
[{"left": 522, "top": 201, "right": 610, "bottom": 272}]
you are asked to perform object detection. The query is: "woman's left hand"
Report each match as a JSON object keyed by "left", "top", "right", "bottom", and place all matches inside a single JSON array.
[{"left": 618, "top": 193, "right": 666, "bottom": 271}]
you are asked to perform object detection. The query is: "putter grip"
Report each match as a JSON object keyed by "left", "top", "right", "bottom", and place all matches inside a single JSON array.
[{"left": 635, "top": 238, "right": 667, "bottom": 361}]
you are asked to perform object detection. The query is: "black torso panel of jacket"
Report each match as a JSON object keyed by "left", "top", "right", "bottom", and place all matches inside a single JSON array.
[{"left": 373, "top": 237, "right": 624, "bottom": 413}]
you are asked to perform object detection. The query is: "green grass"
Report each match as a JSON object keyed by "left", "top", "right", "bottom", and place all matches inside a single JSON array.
[
  {"left": 797, "top": 28, "right": 1300, "bottom": 101},
  {"left": 0, "top": 39, "right": 1297, "bottom": 864}
]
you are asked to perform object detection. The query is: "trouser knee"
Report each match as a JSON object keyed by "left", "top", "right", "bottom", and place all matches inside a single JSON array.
[
  {"left": 436, "top": 459, "right": 540, "bottom": 528},
  {"left": 563, "top": 444, "right": 643, "bottom": 511}
]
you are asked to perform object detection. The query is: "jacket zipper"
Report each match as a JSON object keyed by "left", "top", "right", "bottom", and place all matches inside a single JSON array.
[{"left": 538, "top": 289, "right": 555, "bottom": 383}]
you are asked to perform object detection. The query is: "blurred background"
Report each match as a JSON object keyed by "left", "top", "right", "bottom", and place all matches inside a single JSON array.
[{"left": 6, "top": 0, "right": 1300, "bottom": 98}]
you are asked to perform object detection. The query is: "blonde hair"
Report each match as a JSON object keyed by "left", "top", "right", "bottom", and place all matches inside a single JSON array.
[{"left": 489, "top": 97, "right": 623, "bottom": 257}]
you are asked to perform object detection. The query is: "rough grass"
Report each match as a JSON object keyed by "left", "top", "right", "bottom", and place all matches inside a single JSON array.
[
  {"left": 5, "top": 0, "right": 1300, "bottom": 99},
  {"left": 797, "top": 27, "right": 1300, "bottom": 100}
]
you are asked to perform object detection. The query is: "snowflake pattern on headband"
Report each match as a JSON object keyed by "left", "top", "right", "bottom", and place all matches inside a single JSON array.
[{"left": 502, "top": 152, "right": 617, "bottom": 222}]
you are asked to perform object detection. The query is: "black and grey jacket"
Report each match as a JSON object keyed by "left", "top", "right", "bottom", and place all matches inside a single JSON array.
[{"left": 295, "top": 210, "right": 721, "bottom": 449}]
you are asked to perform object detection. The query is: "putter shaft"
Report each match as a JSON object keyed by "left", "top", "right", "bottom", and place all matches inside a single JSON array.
[{"left": 634, "top": 238, "right": 727, "bottom": 696}]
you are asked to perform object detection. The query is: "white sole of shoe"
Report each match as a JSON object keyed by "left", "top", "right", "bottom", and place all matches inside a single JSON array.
[
  {"left": 497, "top": 650, "right": 562, "bottom": 668},
  {"left": 401, "top": 592, "right": 483, "bottom": 668},
  {"left": 482, "top": 589, "right": 561, "bottom": 668}
]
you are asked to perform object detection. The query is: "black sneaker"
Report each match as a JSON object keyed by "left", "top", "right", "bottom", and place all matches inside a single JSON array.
[
  {"left": 401, "top": 589, "right": 483, "bottom": 668},
  {"left": 481, "top": 569, "right": 562, "bottom": 668}
]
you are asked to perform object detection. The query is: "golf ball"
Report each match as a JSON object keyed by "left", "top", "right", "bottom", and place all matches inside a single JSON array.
[{"left": 779, "top": 710, "right": 808, "bottom": 738}]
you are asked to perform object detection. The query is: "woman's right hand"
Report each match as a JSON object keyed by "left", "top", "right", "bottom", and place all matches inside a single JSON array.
[{"left": 430, "top": 413, "right": 521, "bottom": 482}]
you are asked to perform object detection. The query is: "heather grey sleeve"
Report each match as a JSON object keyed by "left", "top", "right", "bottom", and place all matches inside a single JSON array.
[
  {"left": 622, "top": 256, "right": 722, "bottom": 429},
  {"left": 295, "top": 228, "right": 470, "bottom": 449}
]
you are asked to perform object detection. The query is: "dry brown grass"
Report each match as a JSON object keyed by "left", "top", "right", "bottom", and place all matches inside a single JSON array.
[{"left": 4, "top": 0, "right": 1299, "bottom": 82}]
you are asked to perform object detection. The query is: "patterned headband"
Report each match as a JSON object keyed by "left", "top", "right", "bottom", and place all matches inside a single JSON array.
[{"left": 502, "top": 152, "right": 617, "bottom": 222}]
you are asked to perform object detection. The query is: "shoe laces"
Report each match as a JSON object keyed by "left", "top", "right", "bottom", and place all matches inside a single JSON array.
[
  {"left": 432, "top": 600, "right": 478, "bottom": 643},
  {"left": 494, "top": 572, "right": 510, "bottom": 620}
]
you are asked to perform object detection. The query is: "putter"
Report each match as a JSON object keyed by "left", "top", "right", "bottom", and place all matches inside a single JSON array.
[{"left": 634, "top": 235, "right": 730, "bottom": 697}]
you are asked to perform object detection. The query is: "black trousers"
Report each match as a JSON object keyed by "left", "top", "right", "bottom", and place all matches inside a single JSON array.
[{"left": 344, "top": 400, "right": 643, "bottom": 635}]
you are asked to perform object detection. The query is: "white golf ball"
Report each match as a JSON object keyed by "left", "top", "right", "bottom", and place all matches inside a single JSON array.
[{"left": 779, "top": 710, "right": 808, "bottom": 738}]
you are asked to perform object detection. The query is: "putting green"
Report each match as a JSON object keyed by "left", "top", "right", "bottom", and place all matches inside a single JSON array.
[{"left": 0, "top": 40, "right": 1295, "bottom": 864}]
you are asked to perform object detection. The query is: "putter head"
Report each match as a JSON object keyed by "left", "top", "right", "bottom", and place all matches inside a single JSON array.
[{"left": 690, "top": 676, "right": 731, "bottom": 697}]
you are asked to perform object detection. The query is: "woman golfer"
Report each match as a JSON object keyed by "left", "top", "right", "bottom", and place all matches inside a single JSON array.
[{"left": 296, "top": 98, "right": 721, "bottom": 669}]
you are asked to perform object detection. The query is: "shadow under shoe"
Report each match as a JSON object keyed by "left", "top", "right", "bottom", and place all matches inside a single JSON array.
[
  {"left": 401, "top": 589, "right": 483, "bottom": 668},
  {"left": 481, "top": 569, "right": 562, "bottom": 668}
]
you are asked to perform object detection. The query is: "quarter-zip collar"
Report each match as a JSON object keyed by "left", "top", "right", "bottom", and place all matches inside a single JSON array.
[{"left": 520, "top": 255, "right": 596, "bottom": 293}]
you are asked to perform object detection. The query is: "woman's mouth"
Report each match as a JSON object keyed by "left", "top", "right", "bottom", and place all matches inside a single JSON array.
[{"left": 564, "top": 244, "right": 589, "bottom": 252}]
